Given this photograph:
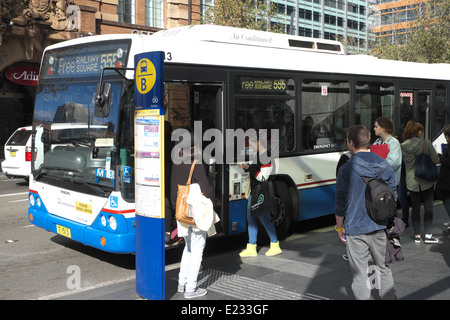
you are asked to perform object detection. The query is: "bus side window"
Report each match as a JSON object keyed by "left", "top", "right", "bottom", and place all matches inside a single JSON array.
[
  {"left": 302, "top": 79, "right": 350, "bottom": 151},
  {"left": 233, "top": 76, "right": 296, "bottom": 154},
  {"left": 356, "top": 82, "right": 394, "bottom": 144}
]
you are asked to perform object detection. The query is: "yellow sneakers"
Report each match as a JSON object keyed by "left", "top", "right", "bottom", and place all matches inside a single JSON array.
[
  {"left": 239, "top": 243, "right": 257, "bottom": 257},
  {"left": 265, "top": 241, "right": 282, "bottom": 256},
  {"left": 239, "top": 242, "right": 282, "bottom": 257}
]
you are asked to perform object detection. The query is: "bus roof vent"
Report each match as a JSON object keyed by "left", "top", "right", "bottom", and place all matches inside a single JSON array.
[
  {"left": 289, "top": 39, "right": 343, "bottom": 53},
  {"left": 288, "top": 39, "right": 315, "bottom": 49},
  {"left": 316, "top": 42, "right": 342, "bottom": 52}
]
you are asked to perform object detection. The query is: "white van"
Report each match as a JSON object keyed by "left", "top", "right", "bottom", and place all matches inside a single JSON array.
[{"left": 1, "top": 126, "right": 33, "bottom": 182}]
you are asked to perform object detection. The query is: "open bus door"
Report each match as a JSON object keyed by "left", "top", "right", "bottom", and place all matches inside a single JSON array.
[
  {"left": 399, "top": 89, "right": 431, "bottom": 140},
  {"left": 191, "top": 84, "right": 225, "bottom": 233},
  {"left": 165, "top": 82, "right": 226, "bottom": 233},
  {"left": 399, "top": 86, "right": 449, "bottom": 154},
  {"left": 399, "top": 86, "right": 449, "bottom": 140}
]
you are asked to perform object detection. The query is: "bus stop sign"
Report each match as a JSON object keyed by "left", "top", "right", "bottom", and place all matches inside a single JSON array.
[
  {"left": 135, "top": 52, "right": 164, "bottom": 112},
  {"left": 134, "top": 51, "right": 165, "bottom": 300}
]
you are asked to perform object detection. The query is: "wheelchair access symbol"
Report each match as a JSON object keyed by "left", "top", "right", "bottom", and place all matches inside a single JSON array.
[
  {"left": 136, "top": 58, "right": 156, "bottom": 94},
  {"left": 123, "top": 166, "right": 131, "bottom": 183},
  {"left": 110, "top": 196, "right": 119, "bottom": 208}
]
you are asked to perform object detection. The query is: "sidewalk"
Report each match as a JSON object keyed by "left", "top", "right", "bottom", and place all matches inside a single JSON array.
[{"left": 57, "top": 201, "right": 450, "bottom": 301}]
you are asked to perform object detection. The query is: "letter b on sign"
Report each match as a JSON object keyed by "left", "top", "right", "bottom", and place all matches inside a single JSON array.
[{"left": 136, "top": 58, "right": 156, "bottom": 94}]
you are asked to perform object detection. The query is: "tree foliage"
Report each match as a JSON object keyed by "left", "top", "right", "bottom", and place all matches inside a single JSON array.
[
  {"left": 202, "top": 0, "right": 281, "bottom": 33},
  {"left": 373, "top": 0, "right": 450, "bottom": 63}
]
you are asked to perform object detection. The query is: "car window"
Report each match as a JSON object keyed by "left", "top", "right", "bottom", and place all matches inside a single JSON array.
[{"left": 7, "top": 130, "right": 31, "bottom": 146}]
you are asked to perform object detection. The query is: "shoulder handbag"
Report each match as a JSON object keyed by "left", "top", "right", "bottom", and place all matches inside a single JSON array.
[
  {"left": 250, "top": 177, "right": 276, "bottom": 217},
  {"left": 175, "top": 160, "right": 197, "bottom": 225},
  {"left": 415, "top": 140, "right": 439, "bottom": 182}
]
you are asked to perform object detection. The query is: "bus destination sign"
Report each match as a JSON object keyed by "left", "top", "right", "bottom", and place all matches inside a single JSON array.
[
  {"left": 237, "top": 76, "right": 291, "bottom": 94},
  {"left": 41, "top": 40, "right": 131, "bottom": 79},
  {"left": 56, "top": 53, "right": 117, "bottom": 75}
]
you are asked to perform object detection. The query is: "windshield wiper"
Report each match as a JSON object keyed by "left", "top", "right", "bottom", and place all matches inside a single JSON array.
[
  {"left": 75, "top": 181, "right": 111, "bottom": 198},
  {"left": 34, "top": 166, "right": 110, "bottom": 197},
  {"left": 33, "top": 166, "right": 80, "bottom": 181}
]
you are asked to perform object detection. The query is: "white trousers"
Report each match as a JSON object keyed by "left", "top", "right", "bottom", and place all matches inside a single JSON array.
[{"left": 178, "top": 226, "right": 207, "bottom": 293}]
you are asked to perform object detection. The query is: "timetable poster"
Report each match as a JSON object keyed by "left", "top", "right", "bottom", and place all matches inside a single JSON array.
[
  {"left": 135, "top": 116, "right": 161, "bottom": 162},
  {"left": 135, "top": 184, "right": 161, "bottom": 218},
  {"left": 134, "top": 114, "right": 164, "bottom": 218}
]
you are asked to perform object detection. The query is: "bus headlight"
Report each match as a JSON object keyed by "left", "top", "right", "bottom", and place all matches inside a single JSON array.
[
  {"left": 36, "top": 197, "right": 41, "bottom": 207},
  {"left": 116, "top": 48, "right": 123, "bottom": 59},
  {"left": 109, "top": 216, "right": 117, "bottom": 230},
  {"left": 100, "top": 215, "right": 107, "bottom": 227},
  {"left": 29, "top": 194, "right": 35, "bottom": 206}
]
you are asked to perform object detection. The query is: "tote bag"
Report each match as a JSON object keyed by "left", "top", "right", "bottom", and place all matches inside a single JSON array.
[
  {"left": 175, "top": 160, "right": 197, "bottom": 225},
  {"left": 250, "top": 177, "right": 276, "bottom": 217},
  {"left": 415, "top": 140, "right": 439, "bottom": 182}
]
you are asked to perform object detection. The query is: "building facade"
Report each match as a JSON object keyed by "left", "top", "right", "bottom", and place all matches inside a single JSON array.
[
  {"left": 271, "top": 0, "right": 373, "bottom": 52},
  {"left": 372, "top": 0, "right": 424, "bottom": 44}
]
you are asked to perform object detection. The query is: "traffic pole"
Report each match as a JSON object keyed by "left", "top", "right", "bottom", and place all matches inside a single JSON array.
[{"left": 134, "top": 51, "right": 165, "bottom": 300}]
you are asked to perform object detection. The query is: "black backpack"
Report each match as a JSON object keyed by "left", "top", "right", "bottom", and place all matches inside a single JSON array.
[{"left": 360, "top": 176, "right": 396, "bottom": 224}]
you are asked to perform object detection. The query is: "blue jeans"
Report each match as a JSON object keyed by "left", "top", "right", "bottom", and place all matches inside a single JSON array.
[{"left": 247, "top": 195, "right": 278, "bottom": 244}]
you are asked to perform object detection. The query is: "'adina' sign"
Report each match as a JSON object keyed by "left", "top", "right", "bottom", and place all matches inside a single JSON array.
[{"left": 5, "top": 65, "right": 40, "bottom": 86}]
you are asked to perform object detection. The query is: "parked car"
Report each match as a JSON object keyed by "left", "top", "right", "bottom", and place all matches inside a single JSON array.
[{"left": 1, "top": 126, "right": 34, "bottom": 182}]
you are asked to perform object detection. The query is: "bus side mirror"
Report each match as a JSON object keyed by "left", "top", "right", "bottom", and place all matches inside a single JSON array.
[{"left": 95, "top": 82, "right": 112, "bottom": 117}]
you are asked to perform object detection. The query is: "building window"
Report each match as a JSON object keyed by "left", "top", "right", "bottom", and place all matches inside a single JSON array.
[
  {"left": 359, "top": 5, "right": 366, "bottom": 15},
  {"left": 118, "top": 0, "right": 136, "bottom": 24},
  {"left": 201, "top": 0, "right": 214, "bottom": 17},
  {"left": 145, "top": 0, "right": 164, "bottom": 28}
]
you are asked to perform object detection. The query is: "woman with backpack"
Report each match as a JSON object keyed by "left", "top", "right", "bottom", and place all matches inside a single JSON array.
[{"left": 401, "top": 121, "right": 440, "bottom": 244}]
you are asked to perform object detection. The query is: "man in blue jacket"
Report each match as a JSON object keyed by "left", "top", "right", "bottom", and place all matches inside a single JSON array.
[{"left": 335, "top": 125, "right": 397, "bottom": 300}]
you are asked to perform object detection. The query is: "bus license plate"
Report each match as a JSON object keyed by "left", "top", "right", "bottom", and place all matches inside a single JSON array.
[{"left": 56, "top": 225, "right": 71, "bottom": 238}]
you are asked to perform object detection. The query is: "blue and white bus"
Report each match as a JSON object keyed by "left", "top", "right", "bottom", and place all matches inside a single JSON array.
[{"left": 28, "top": 25, "right": 450, "bottom": 253}]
